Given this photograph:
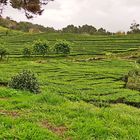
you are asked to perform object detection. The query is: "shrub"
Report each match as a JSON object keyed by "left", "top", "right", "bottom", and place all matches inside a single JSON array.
[
  {"left": 33, "top": 40, "right": 49, "bottom": 56},
  {"left": 9, "top": 70, "right": 40, "bottom": 93},
  {"left": 53, "top": 40, "right": 71, "bottom": 55},
  {"left": 22, "top": 47, "right": 32, "bottom": 57},
  {"left": 0, "top": 47, "right": 8, "bottom": 60},
  {"left": 123, "top": 69, "right": 140, "bottom": 91}
]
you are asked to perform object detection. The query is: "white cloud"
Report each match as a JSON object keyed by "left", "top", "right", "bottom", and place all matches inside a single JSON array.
[{"left": 2, "top": 0, "right": 140, "bottom": 32}]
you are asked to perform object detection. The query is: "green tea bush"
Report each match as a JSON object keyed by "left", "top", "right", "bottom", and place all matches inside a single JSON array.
[
  {"left": 0, "top": 47, "right": 8, "bottom": 60},
  {"left": 9, "top": 70, "right": 40, "bottom": 93},
  {"left": 53, "top": 40, "right": 71, "bottom": 55},
  {"left": 22, "top": 47, "right": 32, "bottom": 57},
  {"left": 123, "top": 69, "right": 140, "bottom": 91},
  {"left": 33, "top": 40, "right": 49, "bottom": 56}
]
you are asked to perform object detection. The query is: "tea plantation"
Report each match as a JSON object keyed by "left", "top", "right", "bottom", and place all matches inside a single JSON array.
[{"left": 0, "top": 30, "right": 140, "bottom": 139}]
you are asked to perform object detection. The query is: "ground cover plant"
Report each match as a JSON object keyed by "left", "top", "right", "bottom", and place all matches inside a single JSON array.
[{"left": 0, "top": 29, "right": 140, "bottom": 139}]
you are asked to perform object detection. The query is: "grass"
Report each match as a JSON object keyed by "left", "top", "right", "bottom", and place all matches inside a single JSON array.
[
  {"left": 0, "top": 30, "right": 140, "bottom": 139},
  {"left": 0, "top": 87, "right": 140, "bottom": 140}
]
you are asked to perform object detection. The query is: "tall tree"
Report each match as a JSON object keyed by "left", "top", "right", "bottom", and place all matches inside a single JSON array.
[
  {"left": 0, "top": 0, "right": 54, "bottom": 19},
  {"left": 129, "top": 20, "right": 140, "bottom": 34}
]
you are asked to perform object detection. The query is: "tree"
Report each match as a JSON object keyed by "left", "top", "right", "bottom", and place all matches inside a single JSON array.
[
  {"left": 129, "top": 20, "right": 140, "bottom": 34},
  {"left": 97, "top": 28, "right": 107, "bottom": 35},
  {"left": 62, "top": 25, "right": 78, "bottom": 33},
  {"left": 53, "top": 40, "right": 71, "bottom": 55},
  {"left": 78, "top": 25, "right": 97, "bottom": 34},
  {"left": 0, "top": 46, "right": 8, "bottom": 60},
  {"left": 0, "top": 0, "right": 54, "bottom": 19},
  {"left": 33, "top": 40, "right": 49, "bottom": 56}
]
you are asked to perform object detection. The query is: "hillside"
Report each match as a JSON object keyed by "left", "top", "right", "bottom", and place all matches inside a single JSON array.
[
  {"left": 0, "top": 32, "right": 140, "bottom": 139},
  {"left": 0, "top": 25, "right": 24, "bottom": 36}
]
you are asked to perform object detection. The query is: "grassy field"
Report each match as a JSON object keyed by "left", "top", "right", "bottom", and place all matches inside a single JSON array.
[{"left": 0, "top": 30, "right": 140, "bottom": 139}]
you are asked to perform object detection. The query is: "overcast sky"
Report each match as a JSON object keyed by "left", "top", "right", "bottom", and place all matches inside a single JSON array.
[{"left": 3, "top": 0, "right": 140, "bottom": 32}]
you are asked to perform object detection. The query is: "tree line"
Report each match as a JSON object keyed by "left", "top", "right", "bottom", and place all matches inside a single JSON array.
[
  {"left": 0, "top": 17, "right": 112, "bottom": 35},
  {"left": 1, "top": 17, "right": 140, "bottom": 35}
]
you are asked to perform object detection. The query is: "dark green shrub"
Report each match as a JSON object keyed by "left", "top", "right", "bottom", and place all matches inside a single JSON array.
[
  {"left": 22, "top": 47, "right": 32, "bottom": 57},
  {"left": 53, "top": 40, "right": 71, "bottom": 55},
  {"left": 123, "top": 69, "right": 140, "bottom": 91},
  {"left": 9, "top": 70, "right": 40, "bottom": 93},
  {"left": 33, "top": 40, "right": 49, "bottom": 56}
]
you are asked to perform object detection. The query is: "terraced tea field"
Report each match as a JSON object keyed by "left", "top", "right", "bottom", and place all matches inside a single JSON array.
[
  {"left": 0, "top": 32, "right": 140, "bottom": 139},
  {"left": 1, "top": 32, "right": 140, "bottom": 55}
]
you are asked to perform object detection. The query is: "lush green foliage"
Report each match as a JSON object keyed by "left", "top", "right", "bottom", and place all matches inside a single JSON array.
[
  {"left": 0, "top": 58, "right": 140, "bottom": 139},
  {"left": 33, "top": 40, "right": 49, "bottom": 56},
  {"left": 53, "top": 40, "right": 71, "bottom": 54},
  {"left": 0, "top": 31, "right": 140, "bottom": 139},
  {"left": 0, "top": 46, "right": 8, "bottom": 60},
  {"left": 9, "top": 70, "right": 40, "bottom": 93},
  {"left": 22, "top": 47, "right": 32, "bottom": 57},
  {"left": 1, "top": 32, "right": 140, "bottom": 55}
]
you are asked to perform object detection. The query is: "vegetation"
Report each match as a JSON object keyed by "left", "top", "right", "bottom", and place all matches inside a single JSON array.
[
  {"left": 0, "top": 17, "right": 112, "bottom": 34},
  {"left": 0, "top": 17, "right": 56, "bottom": 33},
  {"left": 9, "top": 70, "right": 40, "bottom": 93},
  {"left": 0, "top": 46, "right": 8, "bottom": 60},
  {"left": 22, "top": 47, "right": 32, "bottom": 57},
  {"left": 1, "top": 17, "right": 140, "bottom": 35},
  {"left": 128, "top": 20, "right": 140, "bottom": 34},
  {"left": 0, "top": 28, "right": 140, "bottom": 139},
  {"left": 62, "top": 24, "right": 111, "bottom": 35},
  {"left": 124, "top": 69, "right": 140, "bottom": 91},
  {"left": 33, "top": 40, "right": 49, "bottom": 56},
  {"left": 53, "top": 40, "right": 71, "bottom": 55}
]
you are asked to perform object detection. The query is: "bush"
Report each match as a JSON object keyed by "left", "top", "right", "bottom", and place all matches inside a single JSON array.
[
  {"left": 53, "top": 40, "right": 71, "bottom": 55},
  {"left": 0, "top": 47, "right": 8, "bottom": 60},
  {"left": 22, "top": 47, "right": 32, "bottom": 57},
  {"left": 9, "top": 70, "right": 40, "bottom": 93},
  {"left": 123, "top": 69, "right": 140, "bottom": 91},
  {"left": 33, "top": 40, "right": 49, "bottom": 56}
]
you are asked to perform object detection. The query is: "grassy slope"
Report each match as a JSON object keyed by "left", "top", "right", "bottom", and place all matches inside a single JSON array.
[
  {"left": 0, "top": 58, "right": 140, "bottom": 139},
  {"left": 0, "top": 31, "right": 140, "bottom": 139},
  {"left": 0, "top": 26, "right": 23, "bottom": 36},
  {"left": 0, "top": 87, "right": 140, "bottom": 140}
]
